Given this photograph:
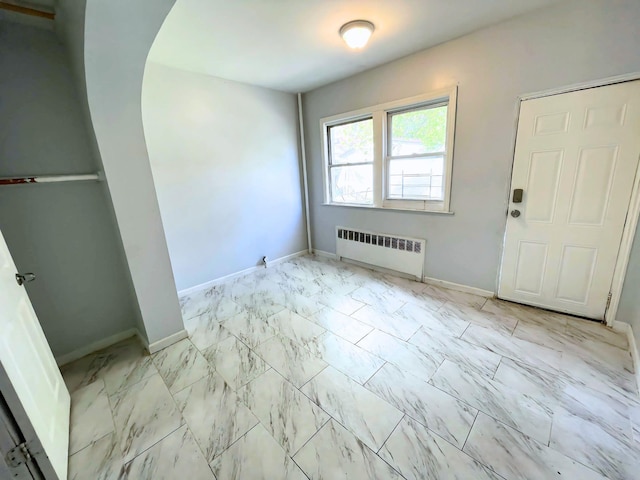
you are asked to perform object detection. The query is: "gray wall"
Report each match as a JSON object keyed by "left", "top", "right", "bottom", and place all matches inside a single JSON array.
[
  {"left": 0, "top": 21, "right": 139, "bottom": 357},
  {"left": 303, "top": 0, "right": 640, "bottom": 303},
  {"left": 142, "top": 62, "right": 307, "bottom": 292},
  {"left": 617, "top": 220, "right": 640, "bottom": 340},
  {"left": 81, "top": 0, "right": 185, "bottom": 344}
]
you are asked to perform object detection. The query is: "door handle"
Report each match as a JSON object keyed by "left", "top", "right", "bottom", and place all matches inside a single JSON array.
[
  {"left": 15, "top": 273, "right": 36, "bottom": 286},
  {"left": 510, "top": 210, "right": 521, "bottom": 218}
]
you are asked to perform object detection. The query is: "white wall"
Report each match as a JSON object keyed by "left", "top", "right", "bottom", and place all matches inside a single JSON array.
[
  {"left": 142, "top": 62, "right": 307, "bottom": 291},
  {"left": 0, "top": 20, "right": 139, "bottom": 357},
  {"left": 79, "top": 0, "right": 185, "bottom": 345},
  {"left": 303, "top": 0, "right": 640, "bottom": 298}
]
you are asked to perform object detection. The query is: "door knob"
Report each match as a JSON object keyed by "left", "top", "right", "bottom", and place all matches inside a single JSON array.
[
  {"left": 15, "top": 273, "right": 36, "bottom": 286},
  {"left": 510, "top": 210, "right": 521, "bottom": 218}
]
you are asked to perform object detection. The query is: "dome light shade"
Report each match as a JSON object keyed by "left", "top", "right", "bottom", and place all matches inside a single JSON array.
[{"left": 339, "top": 20, "right": 375, "bottom": 49}]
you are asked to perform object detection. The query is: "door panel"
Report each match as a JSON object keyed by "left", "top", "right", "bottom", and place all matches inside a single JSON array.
[
  {"left": 499, "top": 81, "right": 640, "bottom": 319},
  {"left": 0, "top": 229, "right": 69, "bottom": 479}
]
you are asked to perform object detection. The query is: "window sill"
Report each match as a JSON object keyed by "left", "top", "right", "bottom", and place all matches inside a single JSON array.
[{"left": 321, "top": 203, "right": 454, "bottom": 215}]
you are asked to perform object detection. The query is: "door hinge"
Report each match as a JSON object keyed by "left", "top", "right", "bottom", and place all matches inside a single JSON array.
[{"left": 5, "top": 442, "right": 33, "bottom": 469}]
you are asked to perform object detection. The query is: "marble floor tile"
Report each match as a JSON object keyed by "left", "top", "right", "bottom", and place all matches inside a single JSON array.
[
  {"left": 281, "top": 292, "right": 326, "bottom": 318},
  {"left": 461, "top": 324, "right": 563, "bottom": 375},
  {"left": 120, "top": 425, "right": 215, "bottom": 479},
  {"left": 239, "top": 369, "right": 330, "bottom": 454},
  {"left": 380, "top": 273, "right": 427, "bottom": 294},
  {"left": 350, "top": 285, "right": 405, "bottom": 315},
  {"left": 492, "top": 357, "right": 564, "bottom": 402},
  {"left": 559, "top": 350, "right": 638, "bottom": 402},
  {"left": 317, "top": 273, "right": 366, "bottom": 296},
  {"left": 294, "top": 419, "right": 403, "bottom": 479},
  {"left": 430, "top": 360, "right": 553, "bottom": 444},
  {"left": 550, "top": 409, "right": 640, "bottom": 479},
  {"left": 69, "top": 379, "right": 114, "bottom": 455},
  {"left": 439, "top": 301, "right": 518, "bottom": 335},
  {"left": 254, "top": 334, "right": 328, "bottom": 387},
  {"left": 185, "top": 313, "right": 232, "bottom": 350},
  {"left": 202, "top": 336, "right": 268, "bottom": 390},
  {"left": 304, "top": 332, "right": 385, "bottom": 384},
  {"left": 464, "top": 413, "right": 607, "bottom": 480},
  {"left": 422, "top": 284, "right": 488, "bottom": 310},
  {"left": 565, "top": 316, "right": 629, "bottom": 350},
  {"left": 395, "top": 302, "right": 468, "bottom": 338},
  {"left": 306, "top": 306, "right": 373, "bottom": 343},
  {"left": 64, "top": 337, "right": 158, "bottom": 396},
  {"left": 300, "top": 367, "right": 403, "bottom": 451},
  {"left": 482, "top": 298, "right": 568, "bottom": 332},
  {"left": 365, "top": 363, "right": 477, "bottom": 448},
  {"left": 61, "top": 353, "right": 101, "bottom": 393},
  {"left": 265, "top": 308, "right": 326, "bottom": 344},
  {"left": 352, "top": 305, "right": 421, "bottom": 340},
  {"left": 358, "top": 329, "right": 442, "bottom": 380},
  {"left": 313, "top": 291, "right": 366, "bottom": 316},
  {"left": 109, "top": 374, "right": 184, "bottom": 463},
  {"left": 379, "top": 417, "right": 500, "bottom": 480},
  {"left": 210, "top": 424, "right": 307, "bottom": 479},
  {"left": 557, "top": 382, "right": 634, "bottom": 443},
  {"left": 152, "top": 338, "right": 213, "bottom": 394},
  {"left": 173, "top": 373, "right": 259, "bottom": 462},
  {"left": 68, "top": 432, "right": 123, "bottom": 480},
  {"left": 180, "top": 286, "right": 241, "bottom": 321},
  {"left": 221, "top": 311, "right": 278, "bottom": 348},
  {"left": 410, "top": 327, "right": 502, "bottom": 377}
]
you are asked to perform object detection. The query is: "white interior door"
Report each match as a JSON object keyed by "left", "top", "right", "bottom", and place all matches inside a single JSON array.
[
  {"left": 0, "top": 228, "right": 70, "bottom": 479},
  {"left": 499, "top": 81, "right": 640, "bottom": 319}
]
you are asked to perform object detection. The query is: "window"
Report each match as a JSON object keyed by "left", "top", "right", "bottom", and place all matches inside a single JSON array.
[
  {"left": 327, "top": 118, "right": 374, "bottom": 204},
  {"left": 321, "top": 87, "right": 457, "bottom": 212}
]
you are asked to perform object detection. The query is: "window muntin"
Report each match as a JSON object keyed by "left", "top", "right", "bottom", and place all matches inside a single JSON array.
[
  {"left": 321, "top": 87, "right": 457, "bottom": 213},
  {"left": 387, "top": 103, "right": 448, "bottom": 201},
  {"left": 327, "top": 118, "right": 374, "bottom": 204}
]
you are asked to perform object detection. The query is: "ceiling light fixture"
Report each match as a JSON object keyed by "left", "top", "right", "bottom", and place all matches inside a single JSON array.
[{"left": 339, "top": 20, "right": 375, "bottom": 49}]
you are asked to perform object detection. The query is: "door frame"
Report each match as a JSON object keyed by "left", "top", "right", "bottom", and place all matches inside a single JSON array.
[
  {"left": 0, "top": 364, "right": 53, "bottom": 479},
  {"left": 497, "top": 72, "right": 640, "bottom": 326}
]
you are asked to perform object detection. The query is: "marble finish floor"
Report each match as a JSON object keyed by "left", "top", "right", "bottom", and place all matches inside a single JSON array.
[{"left": 62, "top": 255, "right": 640, "bottom": 479}]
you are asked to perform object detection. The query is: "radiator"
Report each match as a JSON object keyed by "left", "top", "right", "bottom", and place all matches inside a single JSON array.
[{"left": 336, "top": 226, "right": 426, "bottom": 280}]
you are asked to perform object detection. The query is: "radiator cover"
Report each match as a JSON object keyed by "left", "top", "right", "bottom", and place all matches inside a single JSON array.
[{"left": 336, "top": 226, "right": 426, "bottom": 280}]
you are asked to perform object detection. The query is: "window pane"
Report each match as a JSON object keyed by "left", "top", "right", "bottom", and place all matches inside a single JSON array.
[
  {"left": 390, "top": 105, "right": 447, "bottom": 156},
  {"left": 330, "top": 164, "right": 373, "bottom": 204},
  {"left": 387, "top": 156, "right": 444, "bottom": 200},
  {"left": 328, "top": 118, "right": 374, "bottom": 165}
]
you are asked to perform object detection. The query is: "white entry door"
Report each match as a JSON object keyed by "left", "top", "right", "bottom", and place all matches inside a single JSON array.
[
  {"left": 499, "top": 81, "right": 640, "bottom": 319},
  {"left": 0, "top": 228, "right": 70, "bottom": 479}
]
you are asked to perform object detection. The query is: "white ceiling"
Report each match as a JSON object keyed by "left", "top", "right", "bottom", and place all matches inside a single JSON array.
[{"left": 148, "top": 0, "right": 565, "bottom": 93}]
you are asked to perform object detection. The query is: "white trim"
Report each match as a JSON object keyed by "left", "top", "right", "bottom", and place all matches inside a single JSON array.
[
  {"left": 55, "top": 328, "right": 140, "bottom": 366},
  {"left": 520, "top": 72, "right": 640, "bottom": 101},
  {"left": 319, "top": 86, "right": 458, "bottom": 213},
  {"left": 607, "top": 154, "right": 640, "bottom": 327},
  {"left": 147, "top": 329, "right": 188, "bottom": 354},
  {"left": 611, "top": 321, "right": 640, "bottom": 397},
  {"left": 297, "top": 93, "right": 313, "bottom": 254},
  {"left": 422, "top": 276, "right": 495, "bottom": 298},
  {"left": 177, "top": 250, "right": 308, "bottom": 297},
  {"left": 312, "top": 249, "right": 338, "bottom": 260}
]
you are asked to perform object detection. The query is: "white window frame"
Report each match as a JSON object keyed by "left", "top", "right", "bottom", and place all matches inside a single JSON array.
[{"left": 320, "top": 86, "right": 457, "bottom": 213}]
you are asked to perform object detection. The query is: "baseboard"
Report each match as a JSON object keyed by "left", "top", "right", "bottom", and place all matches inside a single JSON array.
[
  {"left": 56, "top": 328, "right": 140, "bottom": 366},
  {"left": 422, "top": 276, "right": 495, "bottom": 298},
  {"left": 147, "top": 329, "right": 189, "bottom": 354},
  {"left": 612, "top": 321, "right": 640, "bottom": 396},
  {"left": 313, "top": 249, "right": 338, "bottom": 260},
  {"left": 178, "top": 250, "right": 309, "bottom": 297}
]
